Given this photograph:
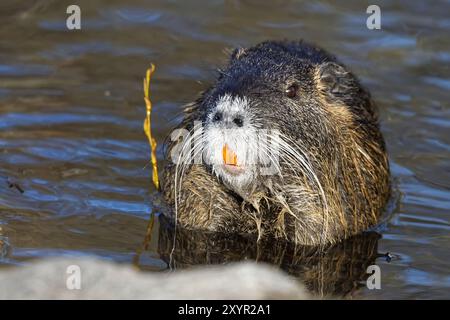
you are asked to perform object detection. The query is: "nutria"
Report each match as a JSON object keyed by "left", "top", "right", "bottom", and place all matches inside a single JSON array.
[{"left": 161, "top": 40, "right": 390, "bottom": 246}]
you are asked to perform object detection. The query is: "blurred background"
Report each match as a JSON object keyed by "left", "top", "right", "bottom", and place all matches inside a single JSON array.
[{"left": 0, "top": 0, "right": 449, "bottom": 299}]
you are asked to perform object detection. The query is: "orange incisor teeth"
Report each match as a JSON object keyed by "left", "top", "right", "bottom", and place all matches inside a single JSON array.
[{"left": 222, "top": 144, "right": 238, "bottom": 166}]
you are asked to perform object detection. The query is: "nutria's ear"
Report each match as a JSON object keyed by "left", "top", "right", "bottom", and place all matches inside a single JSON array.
[
  {"left": 316, "top": 62, "right": 355, "bottom": 99},
  {"left": 231, "top": 47, "right": 247, "bottom": 61}
]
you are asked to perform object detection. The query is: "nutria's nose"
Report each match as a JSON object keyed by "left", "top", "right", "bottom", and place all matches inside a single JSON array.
[
  {"left": 213, "top": 112, "right": 223, "bottom": 123},
  {"left": 212, "top": 112, "right": 244, "bottom": 128},
  {"left": 233, "top": 116, "right": 244, "bottom": 127}
]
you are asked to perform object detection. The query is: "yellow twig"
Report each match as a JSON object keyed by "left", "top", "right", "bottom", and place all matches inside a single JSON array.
[
  {"left": 143, "top": 63, "right": 160, "bottom": 190},
  {"left": 132, "top": 213, "right": 155, "bottom": 268}
]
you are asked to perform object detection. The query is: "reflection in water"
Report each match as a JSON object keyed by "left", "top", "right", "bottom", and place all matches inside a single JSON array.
[
  {"left": 154, "top": 215, "right": 383, "bottom": 298},
  {"left": 0, "top": 227, "right": 10, "bottom": 261}
]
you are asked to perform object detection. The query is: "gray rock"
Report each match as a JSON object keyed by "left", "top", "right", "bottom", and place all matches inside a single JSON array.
[{"left": 0, "top": 258, "right": 309, "bottom": 299}]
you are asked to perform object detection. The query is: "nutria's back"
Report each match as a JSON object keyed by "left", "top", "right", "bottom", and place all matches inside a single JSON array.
[{"left": 162, "top": 40, "right": 390, "bottom": 246}]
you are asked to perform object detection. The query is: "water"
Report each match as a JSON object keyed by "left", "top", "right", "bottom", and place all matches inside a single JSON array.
[{"left": 1, "top": 0, "right": 449, "bottom": 299}]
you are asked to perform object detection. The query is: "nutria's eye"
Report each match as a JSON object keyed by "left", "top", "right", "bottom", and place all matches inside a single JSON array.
[
  {"left": 285, "top": 84, "right": 299, "bottom": 98},
  {"left": 233, "top": 117, "right": 244, "bottom": 127}
]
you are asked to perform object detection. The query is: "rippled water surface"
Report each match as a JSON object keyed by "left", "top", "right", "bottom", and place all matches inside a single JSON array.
[{"left": 1, "top": 0, "right": 449, "bottom": 299}]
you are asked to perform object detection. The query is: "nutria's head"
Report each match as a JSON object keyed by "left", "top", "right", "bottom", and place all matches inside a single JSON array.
[{"left": 200, "top": 41, "right": 381, "bottom": 200}]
